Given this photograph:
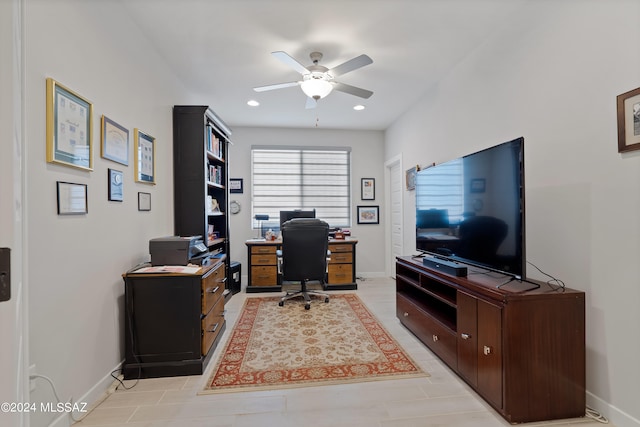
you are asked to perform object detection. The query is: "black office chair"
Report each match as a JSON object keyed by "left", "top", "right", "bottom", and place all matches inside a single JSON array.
[{"left": 276, "top": 218, "right": 331, "bottom": 310}]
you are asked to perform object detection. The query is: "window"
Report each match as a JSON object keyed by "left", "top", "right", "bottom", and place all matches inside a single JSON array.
[{"left": 251, "top": 147, "right": 351, "bottom": 228}]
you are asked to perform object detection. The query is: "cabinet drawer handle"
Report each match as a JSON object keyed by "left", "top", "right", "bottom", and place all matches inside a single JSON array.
[
  {"left": 461, "top": 333, "right": 471, "bottom": 340},
  {"left": 217, "top": 277, "right": 227, "bottom": 283},
  {"left": 432, "top": 335, "right": 439, "bottom": 342},
  {"left": 206, "top": 323, "right": 219, "bottom": 333},
  {"left": 483, "top": 345, "right": 492, "bottom": 355},
  {"left": 206, "top": 286, "right": 220, "bottom": 294},
  {"left": 403, "top": 312, "right": 409, "bottom": 317}
]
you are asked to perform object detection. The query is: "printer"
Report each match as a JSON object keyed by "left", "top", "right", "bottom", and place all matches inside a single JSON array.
[{"left": 149, "top": 236, "right": 209, "bottom": 266}]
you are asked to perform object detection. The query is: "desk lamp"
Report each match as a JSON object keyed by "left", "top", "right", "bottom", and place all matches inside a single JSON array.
[{"left": 254, "top": 214, "right": 269, "bottom": 238}]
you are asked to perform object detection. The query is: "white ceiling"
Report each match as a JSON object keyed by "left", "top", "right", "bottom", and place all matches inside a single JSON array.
[{"left": 121, "top": 0, "right": 526, "bottom": 131}]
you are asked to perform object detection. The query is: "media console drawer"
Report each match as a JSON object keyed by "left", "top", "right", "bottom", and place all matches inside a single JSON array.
[{"left": 397, "top": 293, "right": 457, "bottom": 368}]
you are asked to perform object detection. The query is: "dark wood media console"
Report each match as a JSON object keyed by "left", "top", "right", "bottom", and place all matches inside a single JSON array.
[{"left": 396, "top": 256, "right": 585, "bottom": 424}]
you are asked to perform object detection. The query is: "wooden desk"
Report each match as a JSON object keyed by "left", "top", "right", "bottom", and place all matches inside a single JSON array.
[{"left": 245, "top": 238, "right": 358, "bottom": 292}]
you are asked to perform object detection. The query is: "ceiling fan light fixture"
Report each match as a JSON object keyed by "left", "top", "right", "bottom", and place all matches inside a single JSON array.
[{"left": 300, "top": 78, "right": 333, "bottom": 100}]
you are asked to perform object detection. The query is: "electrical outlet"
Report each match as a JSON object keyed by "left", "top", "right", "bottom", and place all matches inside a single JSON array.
[{"left": 29, "top": 364, "right": 36, "bottom": 392}]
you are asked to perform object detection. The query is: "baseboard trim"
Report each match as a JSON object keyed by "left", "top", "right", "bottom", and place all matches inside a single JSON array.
[
  {"left": 48, "top": 360, "right": 124, "bottom": 427},
  {"left": 587, "top": 391, "right": 640, "bottom": 427}
]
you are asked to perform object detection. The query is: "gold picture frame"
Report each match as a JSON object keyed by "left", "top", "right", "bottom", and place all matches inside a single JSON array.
[
  {"left": 46, "top": 78, "right": 93, "bottom": 171},
  {"left": 134, "top": 128, "right": 155, "bottom": 184},
  {"left": 617, "top": 86, "right": 640, "bottom": 153}
]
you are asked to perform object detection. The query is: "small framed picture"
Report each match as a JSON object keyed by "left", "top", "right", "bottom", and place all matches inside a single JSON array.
[
  {"left": 108, "top": 168, "right": 123, "bottom": 201},
  {"left": 134, "top": 129, "right": 155, "bottom": 184},
  {"left": 138, "top": 192, "right": 151, "bottom": 211},
  {"left": 361, "top": 178, "right": 375, "bottom": 200},
  {"left": 230, "top": 178, "right": 243, "bottom": 194},
  {"left": 357, "top": 205, "right": 379, "bottom": 224},
  {"left": 56, "top": 181, "right": 88, "bottom": 215},
  {"left": 470, "top": 178, "right": 486, "bottom": 193},
  {"left": 617, "top": 86, "right": 640, "bottom": 153}
]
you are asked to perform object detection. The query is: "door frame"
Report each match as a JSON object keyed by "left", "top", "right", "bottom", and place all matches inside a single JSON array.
[{"left": 384, "top": 154, "right": 403, "bottom": 278}]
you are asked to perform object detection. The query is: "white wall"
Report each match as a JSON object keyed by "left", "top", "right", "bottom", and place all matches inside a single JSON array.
[
  {"left": 24, "top": 1, "right": 198, "bottom": 425},
  {"left": 385, "top": 1, "right": 640, "bottom": 426},
  {"left": 228, "top": 127, "right": 386, "bottom": 280}
]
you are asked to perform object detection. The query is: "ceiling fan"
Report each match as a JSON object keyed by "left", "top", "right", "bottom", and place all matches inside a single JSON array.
[{"left": 253, "top": 51, "right": 373, "bottom": 109}]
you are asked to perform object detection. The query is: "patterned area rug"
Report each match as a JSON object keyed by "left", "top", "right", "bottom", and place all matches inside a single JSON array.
[{"left": 200, "top": 293, "right": 428, "bottom": 394}]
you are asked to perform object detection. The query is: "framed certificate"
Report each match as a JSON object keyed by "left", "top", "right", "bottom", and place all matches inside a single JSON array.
[
  {"left": 134, "top": 129, "right": 155, "bottom": 184},
  {"left": 46, "top": 78, "right": 93, "bottom": 171},
  {"left": 56, "top": 181, "right": 88, "bottom": 215},
  {"left": 101, "top": 115, "right": 129, "bottom": 165}
]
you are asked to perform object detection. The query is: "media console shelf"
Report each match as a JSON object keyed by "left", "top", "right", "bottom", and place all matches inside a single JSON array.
[{"left": 396, "top": 256, "right": 585, "bottom": 424}]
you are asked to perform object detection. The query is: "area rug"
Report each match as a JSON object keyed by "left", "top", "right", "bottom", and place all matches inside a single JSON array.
[{"left": 200, "top": 293, "right": 428, "bottom": 394}]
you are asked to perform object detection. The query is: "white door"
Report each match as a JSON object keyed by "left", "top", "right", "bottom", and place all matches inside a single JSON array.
[{"left": 385, "top": 155, "right": 403, "bottom": 278}]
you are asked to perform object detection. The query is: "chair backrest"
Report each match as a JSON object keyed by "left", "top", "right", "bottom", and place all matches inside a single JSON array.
[{"left": 280, "top": 218, "right": 329, "bottom": 282}]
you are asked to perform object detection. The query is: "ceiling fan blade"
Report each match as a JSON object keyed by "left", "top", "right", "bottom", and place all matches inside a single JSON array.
[
  {"left": 329, "top": 54, "right": 373, "bottom": 77},
  {"left": 305, "top": 96, "right": 317, "bottom": 109},
  {"left": 272, "top": 51, "right": 310, "bottom": 75},
  {"left": 332, "top": 82, "right": 373, "bottom": 99},
  {"left": 253, "top": 81, "right": 300, "bottom": 92}
]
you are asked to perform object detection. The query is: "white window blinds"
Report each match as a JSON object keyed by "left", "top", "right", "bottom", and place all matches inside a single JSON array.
[{"left": 251, "top": 147, "right": 351, "bottom": 228}]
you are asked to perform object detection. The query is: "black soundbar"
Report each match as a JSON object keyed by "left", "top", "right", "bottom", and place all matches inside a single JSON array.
[{"left": 422, "top": 257, "right": 468, "bottom": 277}]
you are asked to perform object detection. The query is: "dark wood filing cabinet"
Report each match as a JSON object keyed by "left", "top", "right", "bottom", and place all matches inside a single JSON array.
[
  {"left": 122, "top": 261, "right": 226, "bottom": 379},
  {"left": 396, "top": 256, "right": 585, "bottom": 423}
]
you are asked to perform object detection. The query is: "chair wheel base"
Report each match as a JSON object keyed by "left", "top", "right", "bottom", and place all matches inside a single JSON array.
[
  {"left": 278, "top": 301, "right": 284, "bottom": 307},
  {"left": 324, "top": 297, "right": 329, "bottom": 303},
  {"left": 304, "top": 304, "right": 311, "bottom": 310}
]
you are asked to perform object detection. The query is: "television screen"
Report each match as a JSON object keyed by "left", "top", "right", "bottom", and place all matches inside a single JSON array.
[
  {"left": 279, "top": 209, "right": 316, "bottom": 226},
  {"left": 416, "top": 137, "right": 525, "bottom": 278}
]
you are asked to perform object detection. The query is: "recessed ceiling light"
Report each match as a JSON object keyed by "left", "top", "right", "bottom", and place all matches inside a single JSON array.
[
  {"left": 247, "top": 100, "right": 260, "bottom": 107},
  {"left": 353, "top": 105, "right": 365, "bottom": 111}
]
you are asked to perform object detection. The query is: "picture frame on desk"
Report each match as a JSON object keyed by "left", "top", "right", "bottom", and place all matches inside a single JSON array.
[
  {"left": 617, "top": 86, "right": 640, "bottom": 153},
  {"left": 46, "top": 78, "right": 93, "bottom": 171}
]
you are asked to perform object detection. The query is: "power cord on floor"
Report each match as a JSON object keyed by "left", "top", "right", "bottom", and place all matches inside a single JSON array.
[
  {"left": 30, "top": 371, "right": 125, "bottom": 424},
  {"left": 585, "top": 406, "right": 609, "bottom": 424}
]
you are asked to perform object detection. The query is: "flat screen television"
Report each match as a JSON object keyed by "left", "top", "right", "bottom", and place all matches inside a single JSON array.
[
  {"left": 415, "top": 137, "right": 525, "bottom": 279},
  {"left": 279, "top": 209, "right": 316, "bottom": 227}
]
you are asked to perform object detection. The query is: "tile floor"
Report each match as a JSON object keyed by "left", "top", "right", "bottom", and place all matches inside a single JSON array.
[{"left": 74, "top": 277, "right": 609, "bottom": 427}]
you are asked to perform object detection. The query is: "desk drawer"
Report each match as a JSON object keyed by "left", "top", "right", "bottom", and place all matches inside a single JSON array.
[
  {"left": 202, "top": 297, "right": 224, "bottom": 355},
  {"left": 328, "top": 264, "right": 352, "bottom": 284},
  {"left": 251, "top": 246, "right": 277, "bottom": 255},
  {"left": 251, "top": 266, "right": 278, "bottom": 286},
  {"left": 330, "top": 252, "right": 353, "bottom": 264},
  {"left": 252, "top": 254, "right": 276, "bottom": 265},
  {"left": 202, "top": 264, "right": 225, "bottom": 315},
  {"left": 329, "top": 244, "right": 353, "bottom": 253}
]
